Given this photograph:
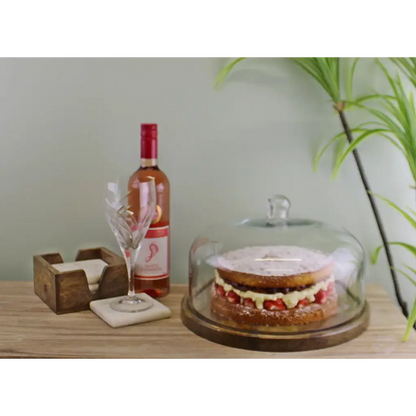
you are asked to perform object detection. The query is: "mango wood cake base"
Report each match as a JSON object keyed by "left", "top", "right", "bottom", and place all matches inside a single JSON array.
[{"left": 181, "top": 296, "right": 370, "bottom": 352}]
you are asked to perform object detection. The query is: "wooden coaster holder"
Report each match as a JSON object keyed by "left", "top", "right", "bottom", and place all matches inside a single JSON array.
[{"left": 34, "top": 247, "right": 128, "bottom": 315}]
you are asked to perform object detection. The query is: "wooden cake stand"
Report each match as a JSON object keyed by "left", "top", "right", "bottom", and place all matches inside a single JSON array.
[{"left": 181, "top": 292, "right": 370, "bottom": 352}]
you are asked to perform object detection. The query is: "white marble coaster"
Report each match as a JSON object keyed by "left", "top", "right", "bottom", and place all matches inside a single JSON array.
[
  {"left": 53, "top": 259, "right": 107, "bottom": 284},
  {"left": 90, "top": 294, "right": 171, "bottom": 328}
]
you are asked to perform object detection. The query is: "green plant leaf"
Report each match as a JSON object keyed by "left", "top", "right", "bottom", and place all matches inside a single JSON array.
[
  {"left": 404, "top": 264, "right": 416, "bottom": 278},
  {"left": 372, "top": 242, "right": 416, "bottom": 264},
  {"left": 333, "top": 135, "right": 347, "bottom": 172},
  {"left": 213, "top": 58, "right": 246, "bottom": 89},
  {"left": 371, "top": 246, "right": 383, "bottom": 264},
  {"left": 347, "top": 58, "right": 359, "bottom": 102},
  {"left": 313, "top": 123, "right": 385, "bottom": 172},
  {"left": 392, "top": 58, "right": 416, "bottom": 90},
  {"left": 347, "top": 94, "right": 396, "bottom": 107},
  {"left": 406, "top": 206, "right": 416, "bottom": 218},
  {"left": 403, "top": 295, "right": 416, "bottom": 341},
  {"left": 292, "top": 58, "right": 340, "bottom": 103},
  {"left": 360, "top": 105, "right": 403, "bottom": 139},
  {"left": 331, "top": 129, "right": 394, "bottom": 178},
  {"left": 369, "top": 192, "right": 416, "bottom": 229},
  {"left": 332, "top": 83, "right": 416, "bottom": 178},
  {"left": 313, "top": 132, "right": 346, "bottom": 173},
  {"left": 392, "top": 267, "right": 416, "bottom": 288},
  {"left": 376, "top": 59, "right": 400, "bottom": 98}
]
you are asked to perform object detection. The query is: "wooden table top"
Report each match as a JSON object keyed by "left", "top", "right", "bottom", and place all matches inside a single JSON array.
[{"left": 0, "top": 282, "right": 415, "bottom": 358}]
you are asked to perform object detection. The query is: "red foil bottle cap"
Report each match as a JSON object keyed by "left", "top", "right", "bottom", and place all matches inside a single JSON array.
[{"left": 141, "top": 123, "right": 158, "bottom": 159}]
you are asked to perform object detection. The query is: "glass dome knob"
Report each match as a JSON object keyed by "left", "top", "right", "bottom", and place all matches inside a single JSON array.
[{"left": 267, "top": 194, "right": 291, "bottom": 225}]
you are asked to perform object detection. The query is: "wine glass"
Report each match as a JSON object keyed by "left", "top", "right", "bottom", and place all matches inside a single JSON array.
[{"left": 105, "top": 175, "right": 156, "bottom": 312}]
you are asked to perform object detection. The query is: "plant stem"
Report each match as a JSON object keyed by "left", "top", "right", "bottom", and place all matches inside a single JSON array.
[{"left": 338, "top": 108, "right": 409, "bottom": 318}]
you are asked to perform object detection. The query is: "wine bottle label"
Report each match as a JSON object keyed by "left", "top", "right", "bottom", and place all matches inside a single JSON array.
[{"left": 135, "top": 225, "right": 169, "bottom": 280}]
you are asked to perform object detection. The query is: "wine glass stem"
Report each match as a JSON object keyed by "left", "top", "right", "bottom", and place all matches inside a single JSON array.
[{"left": 125, "top": 247, "right": 139, "bottom": 298}]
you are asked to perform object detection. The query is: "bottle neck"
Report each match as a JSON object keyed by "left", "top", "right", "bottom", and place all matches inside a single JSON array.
[
  {"left": 140, "top": 137, "right": 158, "bottom": 163},
  {"left": 141, "top": 158, "right": 158, "bottom": 168}
]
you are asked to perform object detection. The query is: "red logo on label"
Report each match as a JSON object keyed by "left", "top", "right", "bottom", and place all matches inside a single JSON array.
[{"left": 145, "top": 243, "right": 159, "bottom": 263}]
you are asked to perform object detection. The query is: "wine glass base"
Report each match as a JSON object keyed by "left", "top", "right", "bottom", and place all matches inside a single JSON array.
[{"left": 110, "top": 295, "right": 153, "bottom": 313}]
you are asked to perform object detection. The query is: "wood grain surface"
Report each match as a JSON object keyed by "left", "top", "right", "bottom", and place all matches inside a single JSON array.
[{"left": 0, "top": 282, "right": 415, "bottom": 358}]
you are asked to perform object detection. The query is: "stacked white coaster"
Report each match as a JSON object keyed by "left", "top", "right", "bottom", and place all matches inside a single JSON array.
[
  {"left": 90, "top": 293, "right": 171, "bottom": 328},
  {"left": 53, "top": 259, "right": 107, "bottom": 293}
]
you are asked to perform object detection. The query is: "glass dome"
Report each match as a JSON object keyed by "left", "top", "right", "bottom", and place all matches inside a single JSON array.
[{"left": 186, "top": 195, "right": 366, "bottom": 342}]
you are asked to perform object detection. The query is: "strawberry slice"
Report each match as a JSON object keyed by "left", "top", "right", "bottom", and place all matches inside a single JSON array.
[
  {"left": 215, "top": 284, "right": 225, "bottom": 296},
  {"left": 297, "top": 298, "right": 309, "bottom": 308},
  {"left": 264, "top": 299, "right": 286, "bottom": 311},
  {"left": 315, "top": 289, "right": 328, "bottom": 304},
  {"left": 327, "top": 282, "right": 334, "bottom": 293},
  {"left": 226, "top": 291, "right": 241, "bottom": 304},
  {"left": 243, "top": 298, "right": 256, "bottom": 308}
]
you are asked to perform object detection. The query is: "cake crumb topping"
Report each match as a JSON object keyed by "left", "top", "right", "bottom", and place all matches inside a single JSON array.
[{"left": 217, "top": 246, "right": 331, "bottom": 277}]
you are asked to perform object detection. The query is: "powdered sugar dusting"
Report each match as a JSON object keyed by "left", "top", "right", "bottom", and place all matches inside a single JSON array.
[{"left": 217, "top": 246, "right": 330, "bottom": 276}]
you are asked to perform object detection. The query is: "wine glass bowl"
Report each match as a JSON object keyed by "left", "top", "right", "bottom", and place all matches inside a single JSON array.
[{"left": 105, "top": 176, "right": 157, "bottom": 313}]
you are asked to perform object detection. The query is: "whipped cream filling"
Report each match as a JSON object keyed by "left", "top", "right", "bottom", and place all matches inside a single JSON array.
[{"left": 214, "top": 270, "right": 334, "bottom": 309}]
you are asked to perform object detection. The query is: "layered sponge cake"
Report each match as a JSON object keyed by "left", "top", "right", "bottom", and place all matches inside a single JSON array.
[{"left": 211, "top": 246, "right": 337, "bottom": 326}]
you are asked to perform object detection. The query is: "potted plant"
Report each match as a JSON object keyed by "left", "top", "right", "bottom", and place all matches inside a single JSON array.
[
  {"left": 215, "top": 58, "right": 415, "bottom": 339},
  {"left": 325, "top": 59, "right": 416, "bottom": 340}
]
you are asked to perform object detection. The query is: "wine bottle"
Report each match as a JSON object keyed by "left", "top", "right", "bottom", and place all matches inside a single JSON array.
[{"left": 129, "top": 123, "right": 170, "bottom": 298}]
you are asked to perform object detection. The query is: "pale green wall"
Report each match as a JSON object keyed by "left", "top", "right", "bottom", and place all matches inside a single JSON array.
[{"left": 0, "top": 58, "right": 414, "bottom": 307}]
